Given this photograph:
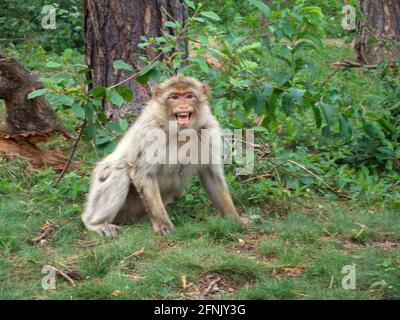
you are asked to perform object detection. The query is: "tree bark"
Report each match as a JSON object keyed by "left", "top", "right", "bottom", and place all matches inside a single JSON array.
[
  {"left": 0, "top": 50, "right": 73, "bottom": 171},
  {"left": 0, "top": 50, "right": 68, "bottom": 139},
  {"left": 84, "top": 0, "right": 188, "bottom": 120},
  {"left": 355, "top": 0, "right": 400, "bottom": 64}
]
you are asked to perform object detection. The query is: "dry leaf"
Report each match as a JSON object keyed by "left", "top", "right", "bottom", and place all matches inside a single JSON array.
[
  {"left": 283, "top": 265, "right": 303, "bottom": 276},
  {"left": 131, "top": 247, "right": 145, "bottom": 256},
  {"left": 122, "top": 273, "right": 144, "bottom": 280},
  {"left": 356, "top": 223, "right": 368, "bottom": 229},
  {"left": 181, "top": 275, "right": 190, "bottom": 289},
  {"left": 112, "top": 290, "right": 121, "bottom": 297}
]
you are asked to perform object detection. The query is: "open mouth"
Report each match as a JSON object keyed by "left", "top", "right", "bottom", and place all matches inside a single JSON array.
[{"left": 174, "top": 112, "right": 193, "bottom": 127}]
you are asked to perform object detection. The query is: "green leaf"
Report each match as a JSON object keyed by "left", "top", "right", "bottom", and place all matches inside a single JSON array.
[
  {"left": 137, "top": 61, "right": 161, "bottom": 84},
  {"left": 184, "top": 0, "right": 196, "bottom": 10},
  {"left": 321, "top": 125, "right": 331, "bottom": 137},
  {"left": 262, "top": 82, "right": 274, "bottom": 97},
  {"left": 200, "top": 11, "right": 221, "bottom": 21},
  {"left": 96, "top": 140, "right": 117, "bottom": 154},
  {"left": 248, "top": 0, "right": 271, "bottom": 17},
  {"left": 252, "top": 126, "right": 269, "bottom": 133},
  {"left": 27, "top": 88, "right": 47, "bottom": 99},
  {"left": 57, "top": 94, "right": 75, "bottom": 107},
  {"left": 117, "top": 86, "right": 134, "bottom": 102},
  {"left": 91, "top": 86, "right": 107, "bottom": 98},
  {"left": 163, "top": 21, "right": 177, "bottom": 28},
  {"left": 287, "top": 87, "right": 305, "bottom": 107},
  {"left": 320, "top": 101, "right": 335, "bottom": 127},
  {"left": 363, "top": 121, "right": 385, "bottom": 141},
  {"left": 63, "top": 48, "right": 73, "bottom": 61},
  {"left": 281, "top": 23, "right": 294, "bottom": 39},
  {"left": 338, "top": 114, "right": 352, "bottom": 140},
  {"left": 299, "top": 33, "right": 323, "bottom": 50},
  {"left": 192, "top": 17, "right": 205, "bottom": 23},
  {"left": 312, "top": 105, "right": 322, "bottom": 128},
  {"left": 45, "top": 61, "right": 63, "bottom": 69},
  {"left": 255, "top": 94, "right": 267, "bottom": 115},
  {"left": 275, "top": 72, "right": 293, "bottom": 86},
  {"left": 107, "top": 88, "right": 124, "bottom": 107},
  {"left": 96, "top": 135, "right": 113, "bottom": 145},
  {"left": 97, "top": 112, "right": 108, "bottom": 124},
  {"left": 293, "top": 41, "right": 317, "bottom": 53},
  {"left": 71, "top": 103, "right": 85, "bottom": 118},
  {"left": 82, "top": 124, "right": 97, "bottom": 142},
  {"left": 119, "top": 119, "right": 129, "bottom": 132},
  {"left": 282, "top": 92, "right": 294, "bottom": 116},
  {"left": 113, "top": 60, "right": 134, "bottom": 71}
]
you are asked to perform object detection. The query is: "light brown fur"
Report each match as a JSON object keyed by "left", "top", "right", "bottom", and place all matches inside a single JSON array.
[{"left": 81, "top": 75, "right": 243, "bottom": 236}]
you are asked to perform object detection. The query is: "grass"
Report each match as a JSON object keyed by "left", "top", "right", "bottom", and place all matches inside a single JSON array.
[{"left": 0, "top": 158, "right": 399, "bottom": 299}]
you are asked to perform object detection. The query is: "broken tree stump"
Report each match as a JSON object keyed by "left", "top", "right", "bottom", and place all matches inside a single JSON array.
[{"left": 0, "top": 50, "right": 75, "bottom": 171}]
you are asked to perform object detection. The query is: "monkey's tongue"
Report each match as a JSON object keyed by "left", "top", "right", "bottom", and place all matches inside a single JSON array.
[{"left": 175, "top": 113, "right": 192, "bottom": 127}]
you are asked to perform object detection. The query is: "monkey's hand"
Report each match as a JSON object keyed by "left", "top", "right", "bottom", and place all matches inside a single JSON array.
[
  {"left": 238, "top": 217, "right": 252, "bottom": 226},
  {"left": 152, "top": 218, "right": 175, "bottom": 236}
]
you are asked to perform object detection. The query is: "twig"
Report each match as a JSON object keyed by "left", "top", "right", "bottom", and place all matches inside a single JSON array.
[
  {"left": 108, "top": 56, "right": 162, "bottom": 89},
  {"left": 319, "top": 66, "right": 340, "bottom": 87},
  {"left": 53, "top": 120, "right": 86, "bottom": 187},
  {"left": 329, "top": 276, "right": 334, "bottom": 289},
  {"left": 286, "top": 159, "right": 350, "bottom": 199},
  {"left": 201, "top": 277, "right": 221, "bottom": 297},
  {"left": 242, "top": 173, "right": 272, "bottom": 183},
  {"left": 28, "top": 224, "right": 57, "bottom": 244},
  {"left": 48, "top": 265, "right": 76, "bottom": 287}
]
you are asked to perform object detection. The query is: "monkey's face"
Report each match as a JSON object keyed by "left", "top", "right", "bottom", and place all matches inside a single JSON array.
[
  {"left": 154, "top": 76, "right": 209, "bottom": 129},
  {"left": 165, "top": 87, "right": 200, "bottom": 129}
]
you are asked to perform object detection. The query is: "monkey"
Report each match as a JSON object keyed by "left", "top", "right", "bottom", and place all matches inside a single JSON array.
[{"left": 81, "top": 75, "right": 247, "bottom": 237}]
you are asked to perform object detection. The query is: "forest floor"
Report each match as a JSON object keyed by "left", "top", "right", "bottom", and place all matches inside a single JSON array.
[
  {"left": 1, "top": 175, "right": 399, "bottom": 299},
  {"left": 0, "top": 41, "right": 400, "bottom": 299}
]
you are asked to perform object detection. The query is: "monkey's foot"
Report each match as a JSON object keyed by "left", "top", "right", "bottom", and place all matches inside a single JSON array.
[
  {"left": 91, "top": 223, "right": 120, "bottom": 237},
  {"left": 152, "top": 219, "right": 175, "bottom": 236}
]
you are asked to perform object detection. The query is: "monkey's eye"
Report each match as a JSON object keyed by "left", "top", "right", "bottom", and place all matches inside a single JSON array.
[
  {"left": 170, "top": 94, "right": 179, "bottom": 100},
  {"left": 186, "top": 93, "right": 194, "bottom": 99}
]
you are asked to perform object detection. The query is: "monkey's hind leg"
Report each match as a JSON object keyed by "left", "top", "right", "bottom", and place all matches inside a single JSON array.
[{"left": 82, "top": 163, "right": 130, "bottom": 237}]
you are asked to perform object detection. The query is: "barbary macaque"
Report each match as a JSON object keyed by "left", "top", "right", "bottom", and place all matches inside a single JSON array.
[{"left": 82, "top": 75, "right": 246, "bottom": 236}]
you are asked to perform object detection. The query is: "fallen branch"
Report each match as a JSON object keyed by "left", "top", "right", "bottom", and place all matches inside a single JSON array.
[
  {"left": 201, "top": 277, "right": 221, "bottom": 297},
  {"left": 332, "top": 60, "right": 378, "bottom": 69},
  {"left": 47, "top": 265, "right": 76, "bottom": 287}
]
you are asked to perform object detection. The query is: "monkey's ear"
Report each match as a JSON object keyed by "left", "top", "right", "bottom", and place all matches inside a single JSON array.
[
  {"left": 153, "top": 85, "right": 162, "bottom": 98},
  {"left": 201, "top": 84, "right": 210, "bottom": 98}
]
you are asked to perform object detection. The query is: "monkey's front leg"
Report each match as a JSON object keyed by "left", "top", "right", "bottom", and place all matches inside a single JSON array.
[
  {"left": 198, "top": 165, "right": 249, "bottom": 224},
  {"left": 129, "top": 170, "right": 175, "bottom": 236}
]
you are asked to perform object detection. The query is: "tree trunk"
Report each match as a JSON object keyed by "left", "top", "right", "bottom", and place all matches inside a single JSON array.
[
  {"left": 0, "top": 50, "right": 73, "bottom": 171},
  {"left": 84, "top": 0, "right": 188, "bottom": 120},
  {"left": 355, "top": 0, "right": 400, "bottom": 64}
]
